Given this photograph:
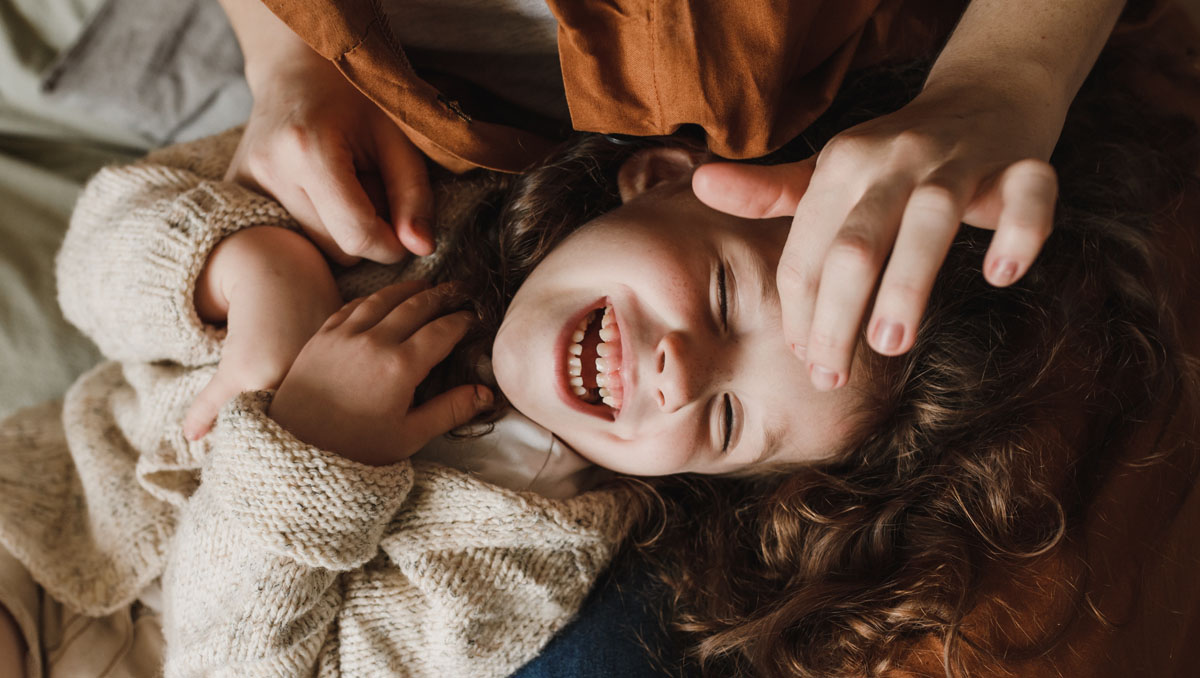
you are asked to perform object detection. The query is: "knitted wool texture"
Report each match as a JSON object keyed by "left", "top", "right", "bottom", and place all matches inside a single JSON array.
[{"left": 0, "top": 129, "right": 632, "bottom": 677}]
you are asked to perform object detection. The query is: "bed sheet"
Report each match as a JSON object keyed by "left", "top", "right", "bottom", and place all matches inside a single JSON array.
[{"left": 0, "top": 0, "right": 248, "bottom": 418}]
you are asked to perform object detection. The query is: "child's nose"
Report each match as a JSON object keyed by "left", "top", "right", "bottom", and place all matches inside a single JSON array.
[{"left": 653, "top": 331, "right": 708, "bottom": 412}]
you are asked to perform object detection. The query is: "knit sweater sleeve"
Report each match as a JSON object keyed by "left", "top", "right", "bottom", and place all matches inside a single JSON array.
[
  {"left": 162, "top": 391, "right": 413, "bottom": 678},
  {"left": 56, "top": 131, "right": 297, "bottom": 366}
]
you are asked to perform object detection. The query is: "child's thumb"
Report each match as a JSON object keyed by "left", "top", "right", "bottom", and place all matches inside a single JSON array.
[
  {"left": 182, "top": 378, "right": 227, "bottom": 441},
  {"left": 408, "top": 384, "right": 493, "bottom": 443}
]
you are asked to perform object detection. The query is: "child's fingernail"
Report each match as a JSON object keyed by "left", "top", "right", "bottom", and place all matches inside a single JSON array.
[
  {"left": 810, "top": 364, "right": 842, "bottom": 391},
  {"left": 474, "top": 386, "right": 493, "bottom": 406},
  {"left": 991, "top": 258, "right": 1018, "bottom": 286},
  {"left": 873, "top": 320, "right": 903, "bottom": 353}
]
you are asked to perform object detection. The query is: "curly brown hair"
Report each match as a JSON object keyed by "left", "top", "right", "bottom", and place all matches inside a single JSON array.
[{"left": 421, "top": 54, "right": 1199, "bottom": 678}]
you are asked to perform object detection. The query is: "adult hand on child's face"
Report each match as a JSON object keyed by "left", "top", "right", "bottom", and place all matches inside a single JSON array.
[
  {"left": 692, "top": 83, "right": 1059, "bottom": 391},
  {"left": 227, "top": 52, "right": 435, "bottom": 266},
  {"left": 267, "top": 281, "right": 493, "bottom": 466}
]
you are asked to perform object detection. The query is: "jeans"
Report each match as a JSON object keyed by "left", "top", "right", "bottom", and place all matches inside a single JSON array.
[{"left": 512, "top": 553, "right": 695, "bottom": 678}]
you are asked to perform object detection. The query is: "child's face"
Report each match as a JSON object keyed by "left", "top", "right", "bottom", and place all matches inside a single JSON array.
[{"left": 492, "top": 149, "right": 866, "bottom": 475}]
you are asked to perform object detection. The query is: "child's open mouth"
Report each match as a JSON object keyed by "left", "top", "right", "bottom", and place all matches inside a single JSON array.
[{"left": 566, "top": 303, "right": 624, "bottom": 412}]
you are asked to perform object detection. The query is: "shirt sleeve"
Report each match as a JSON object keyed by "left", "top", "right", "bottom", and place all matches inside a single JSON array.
[
  {"left": 162, "top": 391, "right": 412, "bottom": 677},
  {"left": 56, "top": 139, "right": 297, "bottom": 366}
]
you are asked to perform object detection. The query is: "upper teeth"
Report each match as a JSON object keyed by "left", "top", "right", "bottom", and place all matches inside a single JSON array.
[{"left": 566, "top": 305, "right": 625, "bottom": 410}]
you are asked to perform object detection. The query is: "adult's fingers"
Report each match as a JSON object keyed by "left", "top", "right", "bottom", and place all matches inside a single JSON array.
[
  {"left": 275, "top": 186, "right": 362, "bottom": 266},
  {"left": 804, "top": 178, "right": 911, "bottom": 389},
  {"left": 868, "top": 177, "right": 971, "bottom": 356},
  {"left": 302, "top": 140, "right": 411, "bottom": 264},
  {"left": 981, "top": 159, "right": 1057, "bottom": 287},
  {"left": 374, "top": 120, "right": 436, "bottom": 257},
  {"left": 774, "top": 182, "right": 852, "bottom": 362},
  {"left": 406, "top": 384, "right": 493, "bottom": 447},
  {"left": 339, "top": 280, "right": 431, "bottom": 333},
  {"left": 692, "top": 159, "right": 817, "bottom": 219}
]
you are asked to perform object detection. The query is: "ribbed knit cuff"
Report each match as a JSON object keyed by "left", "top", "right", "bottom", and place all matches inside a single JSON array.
[
  {"left": 58, "top": 166, "right": 298, "bottom": 366},
  {"left": 209, "top": 391, "right": 413, "bottom": 571}
]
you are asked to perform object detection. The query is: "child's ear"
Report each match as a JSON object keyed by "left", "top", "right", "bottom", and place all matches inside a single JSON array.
[{"left": 617, "top": 147, "right": 702, "bottom": 203}]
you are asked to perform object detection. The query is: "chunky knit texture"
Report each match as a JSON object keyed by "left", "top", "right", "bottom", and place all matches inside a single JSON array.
[{"left": 0, "top": 129, "right": 632, "bottom": 677}]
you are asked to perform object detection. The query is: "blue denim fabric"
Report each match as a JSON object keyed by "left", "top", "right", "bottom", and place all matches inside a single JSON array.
[{"left": 512, "top": 556, "right": 692, "bottom": 678}]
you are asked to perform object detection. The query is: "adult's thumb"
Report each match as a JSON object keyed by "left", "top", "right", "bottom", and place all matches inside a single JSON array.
[{"left": 691, "top": 159, "right": 816, "bottom": 219}]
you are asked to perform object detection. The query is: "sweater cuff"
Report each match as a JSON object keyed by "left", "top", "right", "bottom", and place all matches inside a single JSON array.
[
  {"left": 58, "top": 167, "right": 298, "bottom": 365},
  {"left": 208, "top": 391, "right": 413, "bottom": 571}
]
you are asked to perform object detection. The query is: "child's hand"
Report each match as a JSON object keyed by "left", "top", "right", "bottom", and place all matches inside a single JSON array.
[
  {"left": 693, "top": 82, "right": 1059, "bottom": 391},
  {"left": 183, "top": 227, "right": 342, "bottom": 440},
  {"left": 267, "top": 281, "right": 493, "bottom": 466}
]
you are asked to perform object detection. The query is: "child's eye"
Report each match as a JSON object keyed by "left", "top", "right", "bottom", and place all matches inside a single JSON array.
[
  {"left": 721, "top": 393, "right": 734, "bottom": 453},
  {"left": 717, "top": 261, "right": 729, "bottom": 329}
]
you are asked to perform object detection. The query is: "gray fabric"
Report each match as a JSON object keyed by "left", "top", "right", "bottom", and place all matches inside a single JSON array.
[
  {"left": 39, "top": 0, "right": 251, "bottom": 144},
  {"left": 0, "top": 0, "right": 148, "bottom": 145},
  {"left": 0, "top": 0, "right": 254, "bottom": 418}
]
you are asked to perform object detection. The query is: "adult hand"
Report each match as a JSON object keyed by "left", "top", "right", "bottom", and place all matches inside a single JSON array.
[
  {"left": 226, "top": 29, "right": 434, "bottom": 265},
  {"left": 693, "top": 82, "right": 1059, "bottom": 391},
  {"left": 268, "top": 281, "right": 492, "bottom": 466}
]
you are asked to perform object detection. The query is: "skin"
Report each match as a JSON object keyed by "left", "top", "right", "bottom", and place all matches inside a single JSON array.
[
  {"left": 183, "top": 231, "right": 490, "bottom": 464},
  {"left": 218, "top": 0, "right": 434, "bottom": 266},
  {"left": 188, "top": 149, "right": 864, "bottom": 473},
  {"left": 0, "top": 602, "right": 24, "bottom": 676},
  {"left": 492, "top": 148, "right": 866, "bottom": 475},
  {"left": 217, "top": 0, "right": 1126, "bottom": 393},
  {"left": 693, "top": 0, "right": 1128, "bottom": 391},
  {"left": 183, "top": 226, "right": 343, "bottom": 440}
]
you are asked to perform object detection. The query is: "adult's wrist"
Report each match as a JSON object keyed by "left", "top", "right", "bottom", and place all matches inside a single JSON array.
[
  {"left": 917, "top": 65, "right": 1068, "bottom": 160},
  {"left": 218, "top": 0, "right": 328, "bottom": 95}
]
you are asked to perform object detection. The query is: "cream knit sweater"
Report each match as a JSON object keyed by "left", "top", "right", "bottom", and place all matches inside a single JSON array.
[{"left": 0, "top": 130, "right": 632, "bottom": 677}]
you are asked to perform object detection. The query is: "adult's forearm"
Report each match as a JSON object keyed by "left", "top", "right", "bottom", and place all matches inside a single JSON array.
[
  {"left": 925, "top": 0, "right": 1126, "bottom": 146},
  {"left": 216, "top": 0, "right": 323, "bottom": 90}
]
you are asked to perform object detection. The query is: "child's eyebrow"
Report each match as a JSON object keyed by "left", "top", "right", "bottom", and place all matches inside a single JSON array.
[
  {"left": 751, "top": 423, "right": 786, "bottom": 467},
  {"left": 741, "top": 242, "right": 778, "bottom": 313}
]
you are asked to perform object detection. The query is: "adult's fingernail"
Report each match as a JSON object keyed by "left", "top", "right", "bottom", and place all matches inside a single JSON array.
[
  {"left": 413, "top": 217, "right": 434, "bottom": 242},
  {"left": 874, "top": 320, "right": 903, "bottom": 353},
  {"left": 810, "top": 364, "right": 842, "bottom": 391}
]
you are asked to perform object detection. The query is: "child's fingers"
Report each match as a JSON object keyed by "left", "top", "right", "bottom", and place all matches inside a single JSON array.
[
  {"left": 981, "top": 159, "right": 1057, "bottom": 287},
  {"left": 392, "top": 311, "right": 474, "bottom": 374},
  {"left": 322, "top": 295, "right": 368, "bottom": 331},
  {"left": 340, "top": 280, "right": 431, "bottom": 333},
  {"left": 371, "top": 283, "right": 464, "bottom": 342},
  {"left": 183, "top": 376, "right": 229, "bottom": 440},
  {"left": 406, "top": 384, "right": 493, "bottom": 443}
]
